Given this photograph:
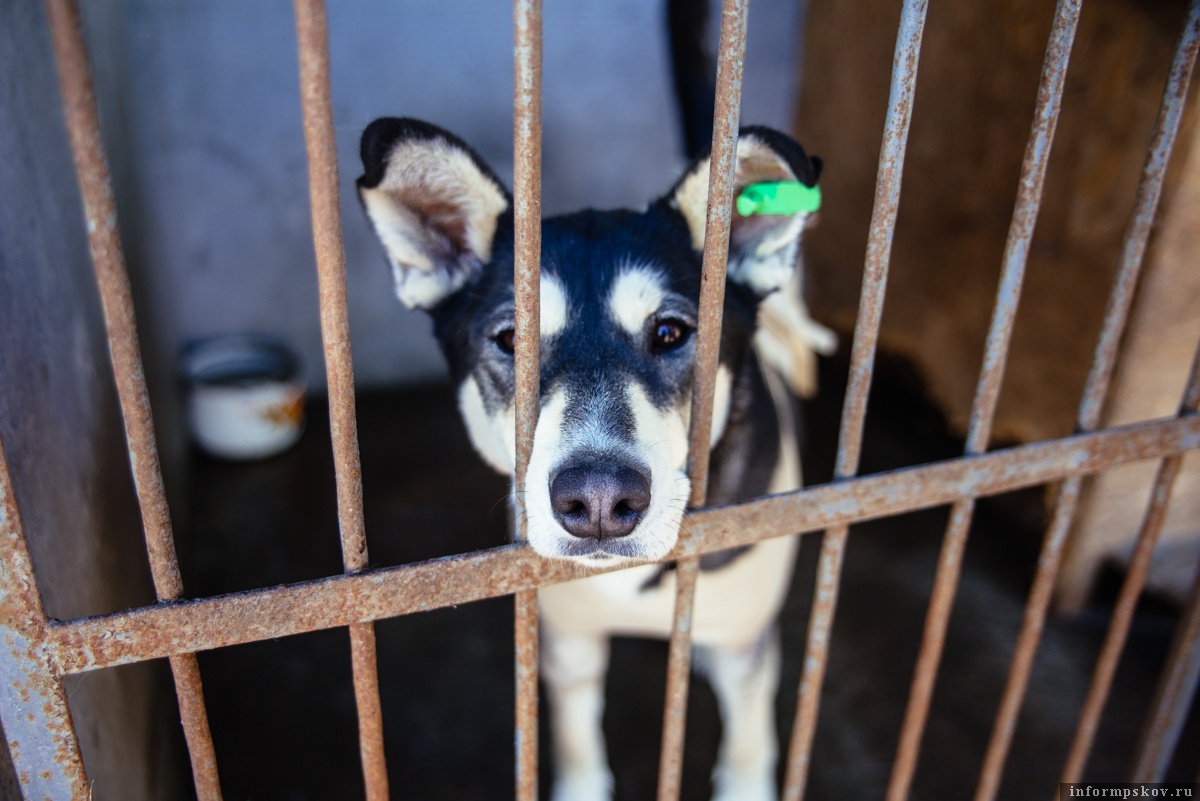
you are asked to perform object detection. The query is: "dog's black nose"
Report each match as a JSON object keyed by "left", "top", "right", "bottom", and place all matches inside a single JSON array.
[{"left": 549, "top": 461, "right": 651, "bottom": 541}]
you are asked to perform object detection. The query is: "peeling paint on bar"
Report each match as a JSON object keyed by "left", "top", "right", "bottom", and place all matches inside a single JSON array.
[{"left": 0, "top": 434, "right": 88, "bottom": 800}]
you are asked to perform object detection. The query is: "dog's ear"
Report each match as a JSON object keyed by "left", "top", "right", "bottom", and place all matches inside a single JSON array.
[
  {"left": 358, "top": 118, "right": 511, "bottom": 310},
  {"left": 666, "top": 126, "right": 822, "bottom": 298}
]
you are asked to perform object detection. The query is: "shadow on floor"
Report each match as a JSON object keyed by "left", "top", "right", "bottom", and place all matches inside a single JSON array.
[{"left": 184, "top": 352, "right": 1199, "bottom": 800}]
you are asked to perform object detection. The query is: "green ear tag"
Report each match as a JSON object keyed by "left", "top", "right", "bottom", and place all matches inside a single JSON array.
[{"left": 736, "top": 181, "right": 822, "bottom": 216}]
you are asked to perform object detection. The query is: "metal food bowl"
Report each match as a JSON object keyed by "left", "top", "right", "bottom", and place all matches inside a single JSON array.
[{"left": 181, "top": 335, "right": 306, "bottom": 460}]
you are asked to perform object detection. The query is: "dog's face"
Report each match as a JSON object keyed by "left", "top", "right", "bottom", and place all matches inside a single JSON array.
[{"left": 358, "top": 119, "right": 820, "bottom": 564}]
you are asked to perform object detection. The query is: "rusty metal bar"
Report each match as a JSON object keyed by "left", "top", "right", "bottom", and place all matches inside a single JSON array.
[
  {"left": 1060, "top": 345, "right": 1200, "bottom": 786},
  {"left": 512, "top": 1, "right": 543, "bottom": 799},
  {"left": 42, "top": 1, "right": 224, "bottom": 797},
  {"left": 292, "top": 3, "right": 388, "bottom": 799},
  {"left": 46, "top": 412, "right": 1200, "bottom": 675},
  {"left": 975, "top": 5, "right": 1200, "bottom": 797},
  {"left": 0, "top": 433, "right": 88, "bottom": 800},
  {"left": 1131, "top": 557, "right": 1200, "bottom": 781},
  {"left": 656, "top": 1, "right": 748, "bottom": 799},
  {"left": 886, "top": 4, "right": 1082, "bottom": 799},
  {"left": 782, "top": 2, "right": 929, "bottom": 798}
]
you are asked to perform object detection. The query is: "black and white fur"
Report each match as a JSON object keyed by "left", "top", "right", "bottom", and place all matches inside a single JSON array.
[{"left": 358, "top": 117, "right": 826, "bottom": 801}]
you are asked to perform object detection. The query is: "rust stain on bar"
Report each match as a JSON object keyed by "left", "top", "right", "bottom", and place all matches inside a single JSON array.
[
  {"left": 348, "top": 623, "right": 388, "bottom": 799},
  {"left": 293, "top": 3, "right": 388, "bottom": 799},
  {"left": 658, "top": 1, "right": 748, "bottom": 799},
  {"left": 0, "top": 433, "right": 89, "bottom": 799},
  {"left": 1131, "top": 547, "right": 1200, "bottom": 781},
  {"left": 975, "top": 5, "right": 1200, "bottom": 798},
  {"left": 783, "top": 3, "right": 929, "bottom": 799},
  {"left": 886, "top": 4, "right": 1081, "bottom": 799},
  {"left": 169, "top": 653, "right": 223, "bottom": 801},
  {"left": 48, "top": 413, "right": 1200, "bottom": 676},
  {"left": 41, "top": 0, "right": 182, "bottom": 605},
  {"left": 293, "top": 0, "right": 368, "bottom": 573},
  {"left": 512, "top": 1, "right": 543, "bottom": 799},
  {"left": 1060, "top": 345, "right": 1200, "bottom": 785},
  {"left": 43, "top": 1, "right": 224, "bottom": 797},
  {"left": 684, "top": 0, "right": 747, "bottom": 506}
]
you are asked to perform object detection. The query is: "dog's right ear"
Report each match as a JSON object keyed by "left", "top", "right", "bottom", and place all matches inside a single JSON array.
[{"left": 357, "top": 118, "right": 511, "bottom": 310}]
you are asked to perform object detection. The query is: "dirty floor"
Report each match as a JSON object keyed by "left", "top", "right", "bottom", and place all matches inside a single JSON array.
[{"left": 185, "top": 352, "right": 1199, "bottom": 800}]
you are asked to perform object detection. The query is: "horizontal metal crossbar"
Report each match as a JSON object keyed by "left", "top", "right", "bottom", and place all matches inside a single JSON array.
[{"left": 46, "top": 412, "right": 1199, "bottom": 675}]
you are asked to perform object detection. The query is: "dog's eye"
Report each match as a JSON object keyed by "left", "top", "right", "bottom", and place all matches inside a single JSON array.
[
  {"left": 650, "top": 318, "right": 692, "bottom": 354},
  {"left": 492, "top": 327, "right": 516, "bottom": 355}
]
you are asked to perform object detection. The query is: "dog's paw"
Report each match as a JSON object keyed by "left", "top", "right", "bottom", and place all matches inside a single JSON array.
[
  {"left": 551, "top": 769, "right": 613, "bottom": 801},
  {"left": 711, "top": 770, "right": 776, "bottom": 801}
]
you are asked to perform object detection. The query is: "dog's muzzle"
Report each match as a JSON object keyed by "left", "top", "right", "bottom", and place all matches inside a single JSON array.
[{"left": 548, "top": 456, "right": 651, "bottom": 542}]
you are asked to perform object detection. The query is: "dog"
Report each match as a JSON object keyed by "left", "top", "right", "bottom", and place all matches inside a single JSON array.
[{"left": 357, "top": 117, "right": 828, "bottom": 801}]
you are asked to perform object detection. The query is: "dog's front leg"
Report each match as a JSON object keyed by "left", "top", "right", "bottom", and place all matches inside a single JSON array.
[
  {"left": 542, "top": 623, "right": 613, "bottom": 801},
  {"left": 700, "top": 628, "right": 782, "bottom": 801}
]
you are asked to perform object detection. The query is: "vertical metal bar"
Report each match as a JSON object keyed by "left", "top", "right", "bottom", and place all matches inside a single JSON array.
[
  {"left": 1131, "top": 558, "right": 1200, "bottom": 782},
  {"left": 886, "top": 4, "right": 1082, "bottom": 800},
  {"left": 42, "top": 1, "right": 224, "bottom": 798},
  {"left": 1059, "top": 345, "right": 1200, "bottom": 785},
  {"left": 781, "top": 3, "right": 929, "bottom": 799},
  {"left": 975, "top": 5, "right": 1200, "bottom": 798},
  {"left": 655, "top": 2, "right": 748, "bottom": 800},
  {"left": 0, "top": 433, "right": 89, "bottom": 800},
  {"left": 292, "top": 3, "right": 388, "bottom": 799},
  {"left": 513, "top": 1, "right": 543, "bottom": 800}
]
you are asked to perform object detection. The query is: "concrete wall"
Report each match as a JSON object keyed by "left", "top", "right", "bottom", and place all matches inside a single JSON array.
[
  {"left": 0, "top": 4, "right": 185, "bottom": 800},
  {"left": 85, "top": 0, "right": 804, "bottom": 393}
]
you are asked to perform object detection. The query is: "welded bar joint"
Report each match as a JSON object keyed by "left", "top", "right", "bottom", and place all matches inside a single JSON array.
[{"left": 0, "top": 436, "right": 87, "bottom": 801}]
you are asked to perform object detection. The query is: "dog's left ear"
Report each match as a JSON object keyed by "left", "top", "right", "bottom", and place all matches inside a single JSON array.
[
  {"left": 666, "top": 126, "right": 822, "bottom": 298},
  {"left": 357, "top": 118, "right": 511, "bottom": 310}
]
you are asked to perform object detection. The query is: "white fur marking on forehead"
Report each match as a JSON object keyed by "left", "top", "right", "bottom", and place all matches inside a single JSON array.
[
  {"left": 541, "top": 274, "right": 569, "bottom": 339},
  {"left": 609, "top": 265, "right": 667, "bottom": 336}
]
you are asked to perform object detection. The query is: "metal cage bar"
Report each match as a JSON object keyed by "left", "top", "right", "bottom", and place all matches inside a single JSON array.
[
  {"left": 0, "top": 433, "right": 88, "bottom": 800},
  {"left": 41, "top": 412, "right": 1200, "bottom": 675},
  {"left": 1061, "top": 344, "right": 1200, "bottom": 785},
  {"left": 885, "top": 3, "right": 1082, "bottom": 799},
  {"left": 6, "top": 0, "right": 1200, "bottom": 798},
  {"left": 292, "top": 4, "right": 390, "bottom": 799},
  {"left": 41, "top": 1, "right": 224, "bottom": 798},
  {"left": 657, "top": 1, "right": 749, "bottom": 799},
  {"left": 782, "top": 3, "right": 929, "bottom": 799},
  {"left": 975, "top": 3, "right": 1200, "bottom": 797},
  {"left": 512, "top": 0, "right": 544, "bottom": 798},
  {"left": 1132, "top": 542, "right": 1200, "bottom": 782}
]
